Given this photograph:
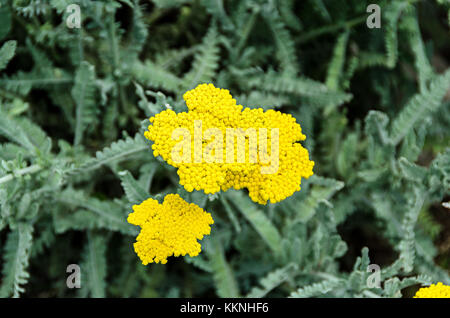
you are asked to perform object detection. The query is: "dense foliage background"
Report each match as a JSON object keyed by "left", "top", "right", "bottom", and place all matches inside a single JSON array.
[{"left": 0, "top": 0, "right": 449, "bottom": 298}]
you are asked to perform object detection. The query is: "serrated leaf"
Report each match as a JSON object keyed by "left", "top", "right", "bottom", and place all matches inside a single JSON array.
[
  {"left": 182, "top": 26, "right": 220, "bottom": 90},
  {"left": 71, "top": 134, "right": 148, "bottom": 173},
  {"left": 246, "top": 70, "right": 352, "bottom": 108},
  {"left": 289, "top": 278, "right": 344, "bottom": 298},
  {"left": 325, "top": 30, "right": 349, "bottom": 91},
  {"left": 205, "top": 236, "right": 240, "bottom": 297},
  {"left": 0, "top": 109, "right": 51, "bottom": 155},
  {"left": 0, "top": 40, "right": 16, "bottom": 72},
  {"left": 390, "top": 70, "right": 450, "bottom": 145},
  {"left": 80, "top": 232, "right": 107, "bottom": 298},
  {"left": 0, "top": 223, "right": 33, "bottom": 298},
  {"left": 246, "top": 263, "right": 297, "bottom": 297},
  {"left": 226, "top": 191, "right": 282, "bottom": 256},
  {"left": 72, "top": 61, "right": 97, "bottom": 145},
  {"left": 119, "top": 170, "right": 149, "bottom": 204},
  {"left": 54, "top": 188, "right": 137, "bottom": 236}
]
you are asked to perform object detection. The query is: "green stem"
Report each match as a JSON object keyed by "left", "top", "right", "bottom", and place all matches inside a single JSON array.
[
  {"left": 0, "top": 164, "right": 42, "bottom": 184},
  {"left": 297, "top": 15, "right": 367, "bottom": 44}
]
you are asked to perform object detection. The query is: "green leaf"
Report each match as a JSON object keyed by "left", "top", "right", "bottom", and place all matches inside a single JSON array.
[
  {"left": 246, "top": 263, "right": 297, "bottom": 297},
  {"left": 226, "top": 191, "right": 282, "bottom": 257},
  {"left": 398, "top": 188, "right": 426, "bottom": 273},
  {"left": 246, "top": 70, "right": 352, "bottom": 108},
  {"left": 325, "top": 30, "right": 349, "bottom": 91},
  {"left": 133, "top": 60, "right": 184, "bottom": 92},
  {"left": 0, "top": 109, "right": 51, "bottom": 155},
  {"left": 398, "top": 274, "right": 432, "bottom": 290},
  {"left": 402, "top": 9, "right": 434, "bottom": 91},
  {"left": 0, "top": 143, "right": 28, "bottom": 161},
  {"left": 71, "top": 133, "right": 148, "bottom": 173},
  {"left": 205, "top": 236, "right": 240, "bottom": 297},
  {"left": 119, "top": 170, "right": 149, "bottom": 204},
  {"left": 289, "top": 278, "right": 344, "bottom": 298},
  {"left": 390, "top": 69, "right": 450, "bottom": 145},
  {"left": 184, "top": 254, "right": 212, "bottom": 273},
  {"left": 201, "top": 0, "right": 234, "bottom": 30},
  {"left": 263, "top": 8, "right": 299, "bottom": 75},
  {"left": 336, "top": 131, "right": 359, "bottom": 178},
  {"left": 290, "top": 176, "right": 344, "bottom": 223},
  {"left": 72, "top": 61, "right": 97, "bottom": 145},
  {"left": 398, "top": 157, "right": 427, "bottom": 183},
  {"left": 0, "top": 40, "right": 16, "bottom": 72},
  {"left": 0, "top": 223, "right": 33, "bottom": 298},
  {"left": 277, "top": 0, "right": 302, "bottom": 31},
  {"left": 80, "top": 232, "right": 107, "bottom": 298},
  {"left": 182, "top": 26, "right": 220, "bottom": 90},
  {"left": 220, "top": 195, "right": 241, "bottom": 233},
  {"left": 235, "top": 91, "right": 288, "bottom": 110},
  {"left": 152, "top": 0, "right": 190, "bottom": 8},
  {"left": 384, "top": 1, "right": 410, "bottom": 68},
  {"left": 0, "top": 4, "right": 12, "bottom": 40},
  {"left": 54, "top": 188, "right": 138, "bottom": 236}
]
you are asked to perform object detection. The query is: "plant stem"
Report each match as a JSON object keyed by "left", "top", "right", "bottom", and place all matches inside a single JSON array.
[
  {"left": 297, "top": 15, "right": 367, "bottom": 44},
  {"left": 0, "top": 164, "right": 42, "bottom": 184}
]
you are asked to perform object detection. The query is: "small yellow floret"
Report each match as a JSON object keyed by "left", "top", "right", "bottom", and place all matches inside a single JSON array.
[
  {"left": 414, "top": 282, "right": 450, "bottom": 298},
  {"left": 127, "top": 194, "right": 214, "bottom": 265}
]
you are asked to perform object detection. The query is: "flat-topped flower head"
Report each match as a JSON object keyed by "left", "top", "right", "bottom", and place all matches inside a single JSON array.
[
  {"left": 145, "top": 83, "right": 314, "bottom": 204},
  {"left": 414, "top": 282, "right": 450, "bottom": 298},
  {"left": 127, "top": 194, "right": 214, "bottom": 265}
]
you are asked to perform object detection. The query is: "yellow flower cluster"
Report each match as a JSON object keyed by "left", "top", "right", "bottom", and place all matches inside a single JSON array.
[
  {"left": 127, "top": 194, "right": 214, "bottom": 265},
  {"left": 414, "top": 282, "right": 450, "bottom": 298},
  {"left": 144, "top": 83, "right": 314, "bottom": 204}
]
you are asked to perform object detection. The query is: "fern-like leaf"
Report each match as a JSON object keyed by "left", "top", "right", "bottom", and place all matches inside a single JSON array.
[
  {"left": 72, "top": 61, "right": 97, "bottom": 145},
  {"left": 54, "top": 188, "right": 137, "bottom": 236},
  {"left": 325, "top": 30, "right": 349, "bottom": 91},
  {"left": 398, "top": 188, "right": 425, "bottom": 273},
  {"left": 246, "top": 71, "right": 352, "bottom": 108},
  {"left": 118, "top": 170, "right": 149, "bottom": 204},
  {"left": 263, "top": 9, "right": 299, "bottom": 75},
  {"left": 182, "top": 26, "right": 220, "bottom": 90},
  {"left": 0, "top": 223, "right": 33, "bottom": 298},
  {"left": 0, "top": 109, "right": 51, "bottom": 155},
  {"left": 384, "top": 1, "right": 410, "bottom": 68},
  {"left": 402, "top": 9, "right": 434, "bottom": 92},
  {"left": 71, "top": 133, "right": 148, "bottom": 173},
  {"left": 205, "top": 237, "right": 240, "bottom": 297},
  {"left": 289, "top": 278, "right": 344, "bottom": 298},
  {"left": 79, "top": 232, "right": 107, "bottom": 298},
  {"left": 246, "top": 263, "right": 297, "bottom": 298},
  {"left": 201, "top": 0, "right": 234, "bottom": 30},
  {"left": 390, "top": 69, "right": 450, "bottom": 145},
  {"left": 226, "top": 191, "right": 282, "bottom": 257},
  {"left": 133, "top": 60, "right": 184, "bottom": 92},
  {"left": 0, "top": 40, "right": 16, "bottom": 72}
]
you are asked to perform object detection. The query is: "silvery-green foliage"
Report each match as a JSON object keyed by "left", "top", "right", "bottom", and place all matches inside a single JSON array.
[{"left": 0, "top": 0, "right": 449, "bottom": 298}]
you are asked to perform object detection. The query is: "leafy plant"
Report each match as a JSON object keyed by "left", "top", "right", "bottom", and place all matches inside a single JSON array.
[{"left": 0, "top": 0, "right": 449, "bottom": 298}]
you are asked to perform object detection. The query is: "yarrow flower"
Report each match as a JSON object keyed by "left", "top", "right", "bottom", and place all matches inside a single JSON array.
[
  {"left": 127, "top": 194, "right": 214, "bottom": 265},
  {"left": 144, "top": 83, "right": 314, "bottom": 204},
  {"left": 414, "top": 282, "right": 450, "bottom": 298}
]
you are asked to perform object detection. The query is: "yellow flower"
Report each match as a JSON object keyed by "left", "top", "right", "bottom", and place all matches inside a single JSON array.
[
  {"left": 127, "top": 194, "right": 214, "bottom": 265},
  {"left": 414, "top": 282, "right": 450, "bottom": 298},
  {"left": 145, "top": 83, "right": 314, "bottom": 204}
]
